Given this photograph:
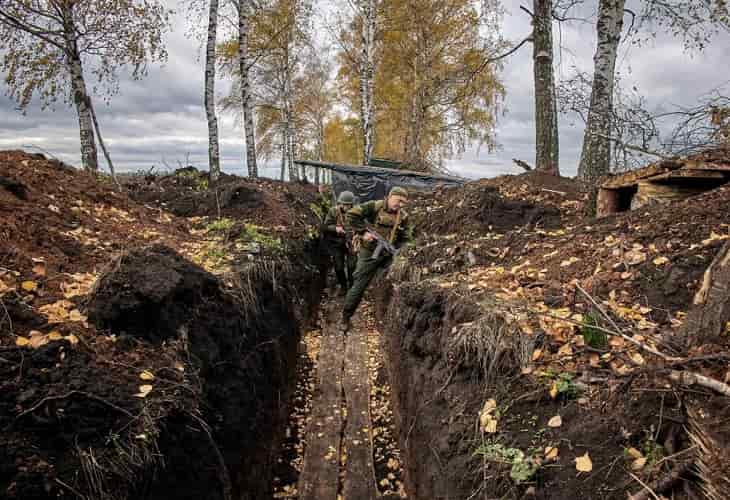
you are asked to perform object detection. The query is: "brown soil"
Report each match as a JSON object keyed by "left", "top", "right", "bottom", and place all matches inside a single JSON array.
[
  {"left": 377, "top": 164, "right": 730, "bottom": 500},
  {"left": 0, "top": 150, "right": 325, "bottom": 500},
  {"left": 123, "top": 167, "right": 319, "bottom": 233}
]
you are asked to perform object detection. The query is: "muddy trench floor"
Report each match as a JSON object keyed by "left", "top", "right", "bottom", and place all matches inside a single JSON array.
[{"left": 271, "top": 295, "right": 407, "bottom": 499}]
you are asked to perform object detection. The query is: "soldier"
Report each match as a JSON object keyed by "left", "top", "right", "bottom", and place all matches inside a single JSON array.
[
  {"left": 322, "top": 190, "right": 356, "bottom": 296},
  {"left": 341, "top": 186, "right": 412, "bottom": 331}
]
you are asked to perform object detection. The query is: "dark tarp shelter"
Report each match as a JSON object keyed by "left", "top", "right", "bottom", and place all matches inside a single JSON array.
[{"left": 294, "top": 159, "right": 466, "bottom": 203}]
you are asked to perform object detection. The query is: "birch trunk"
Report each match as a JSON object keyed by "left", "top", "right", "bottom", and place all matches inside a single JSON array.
[
  {"left": 280, "top": 134, "right": 286, "bottom": 181},
  {"left": 239, "top": 0, "right": 258, "bottom": 178},
  {"left": 578, "top": 0, "right": 625, "bottom": 210},
  {"left": 359, "top": 0, "right": 376, "bottom": 165},
  {"left": 206, "top": 0, "right": 221, "bottom": 183},
  {"left": 533, "top": 0, "right": 559, "bottom": 176},
  {"left": 62, "top": 6, "right": 98, "bottom": 172}
]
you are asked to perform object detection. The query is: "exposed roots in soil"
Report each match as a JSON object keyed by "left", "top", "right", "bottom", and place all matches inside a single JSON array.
[{"left": 447, "top": 301, "right": 534, "bottom": 388}]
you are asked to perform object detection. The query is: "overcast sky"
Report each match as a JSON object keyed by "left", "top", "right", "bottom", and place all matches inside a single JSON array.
[{"left": 1, "top": 0, "right": 728, "bottom": 179}]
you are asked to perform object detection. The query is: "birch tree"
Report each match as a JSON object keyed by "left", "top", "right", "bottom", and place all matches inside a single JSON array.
[
  {"left": 532, "top": 0, "right": 559, "bottom": 175},
  {"left": 205, "top": 0, "right": 222, "bottom": 182},
  {"left": 239, "top": 0, "right": 258, "bottom": 178},
  {"left": 358, "top": 0, "right": 377, "bottom": 165},
  {"left": 0, "top": 0, "right": 169, "bottom": 172},
  {"left": 577, "top": 0, "right": 625, "bottom": 207}
]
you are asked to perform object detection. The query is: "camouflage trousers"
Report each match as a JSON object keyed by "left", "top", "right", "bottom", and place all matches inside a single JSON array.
[
  {"left": 329, "top": 244, "right": 356, "bottom": 289},
  {"left": 342, "top": 246, "right": 392, "bottom": 319}
]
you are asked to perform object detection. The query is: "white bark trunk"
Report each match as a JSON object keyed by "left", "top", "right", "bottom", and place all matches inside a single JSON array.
[
  {"left": 359, "top": 0, "right": 376, "bottom": 165},
  {"left": 62, "top": 7, "right": 98, "bottom": 172},
  {"left": 578, "top": 0, "right": 625, "bottom": 195},
  {"left": 239, "top": 0, "right": 258, "bottom": 178},
  {"left": 206, "top": 0, "right": 221, "bottom": 183}
]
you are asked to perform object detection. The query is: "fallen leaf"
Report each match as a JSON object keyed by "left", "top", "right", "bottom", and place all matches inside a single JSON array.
[
  {"left": 32, "top": 259, "right": 47, "bottom": 277},
  {"left": 652, "top": 256, "right": 669, "bottom": 266},
  {"left": 15, "top": 336, "right": 30, "bottom": 347},
  {"left": 64, "top": 334, "right": 79, "bottom": 345},
  {"left": 135, "top": 385, "right": 153, "bottom": 398},
  {"left": 532, "top": 348, "right": 543, "bottom": 361},
  {"left": 174, "top": 361, "right": 185, "bottom": 372},
  {"left": 21, "top": 280, "right": 38, "bottom": 292},
  {"left": 575, "top": 453, "right": 593, "bottom": 472},
  {"left": 548, "top": 415, "right": 562, "bottom": 428},
  {"left": 629, "top": 352, "right": 646, "bottom": 365},
  {"left": 549, "top": 382, "right": 559, "bottom": 400},
  {"left": 139, "top": 370, "right": 155, "bottom": 381},
  {"left": 545, "top": 446, "right": 559, "bottom": 460},
  {"left": 560, "top": 256, "right": 580, "bottom": 268},
  {"left": 626, "top": 447, "right": 643, "bottom": 459},
  {"left": 557, "top": 344, "right": 573, "bottom": 357},
  {"left": 631, "top": 457, "right": 647, "bottom": 470},
  {"left": 47, "top": 331, "right": 63, "bottom": 341}
]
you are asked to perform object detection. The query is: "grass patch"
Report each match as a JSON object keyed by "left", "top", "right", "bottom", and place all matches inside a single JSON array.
[
  {"left": 205, "top": 217, "right": 236, "bottom": 235},
  {"left": 473, "top": 441, "right": 539, "bottom": 483},
  {"left": 237, "top": 223, "right": 283, "bottom": 253}
]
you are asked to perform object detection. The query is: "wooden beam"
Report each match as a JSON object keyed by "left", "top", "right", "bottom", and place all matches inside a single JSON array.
[{"left": 645, "top": 169, "right": 727, "bottom": 182}]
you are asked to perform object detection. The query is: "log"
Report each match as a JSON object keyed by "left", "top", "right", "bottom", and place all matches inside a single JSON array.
[{"left": 675, "top": 240, "right": 730, "bottom": 348}]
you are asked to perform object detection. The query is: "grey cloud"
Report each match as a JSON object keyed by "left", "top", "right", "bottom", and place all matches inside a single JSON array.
[{"left": 1, "top": 0, "right": 729, "bottom": 180}]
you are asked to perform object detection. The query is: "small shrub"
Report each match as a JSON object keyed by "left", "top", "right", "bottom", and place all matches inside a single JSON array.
[
  {"left": 581, "top": 313, "right": 608, "bottom": 348},
  {"left": 473, "top": 442, "right": 539, "bottom": 483}
]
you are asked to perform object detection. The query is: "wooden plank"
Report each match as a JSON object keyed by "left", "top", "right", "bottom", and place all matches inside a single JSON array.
[
  {"left": 601, "top": 164, "right": 674, "bottom": 189},
  {"left": 683, "top": 160, "right": 730, "bottom": 172},
  {"left": 645, "top": 169, "right": 727, "bottom": 182},
  {"left": 298, "top": 315, "right": 345, "bottom": 500},
  {"left": 342, "top": 319, "right": 378, "bottom": 500}
]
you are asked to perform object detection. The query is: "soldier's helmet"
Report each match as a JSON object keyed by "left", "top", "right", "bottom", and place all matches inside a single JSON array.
[{"left": 337, "top": 191, "right": 355, "bottom": 205}]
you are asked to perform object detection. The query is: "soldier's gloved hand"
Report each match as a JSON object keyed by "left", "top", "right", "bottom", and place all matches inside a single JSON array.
[
  {"left": 336, "top": 225, "right": 345, "bottom": 235},
  {"left": 363, "top": 231, "right": 376, "bottom": 241}
]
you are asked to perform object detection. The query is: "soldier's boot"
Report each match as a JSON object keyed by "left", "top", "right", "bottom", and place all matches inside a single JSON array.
[{"left": 339, "top": 313, "right": 351, "bottom": 335}]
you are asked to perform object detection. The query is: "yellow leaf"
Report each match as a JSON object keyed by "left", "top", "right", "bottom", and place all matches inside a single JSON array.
[
  {"left": 15, "top": 336, "right": 30, "bottom": 347},
  {"left": 631, "top": 456, "right": 647, "bottom": 470},
  {"left": 29, "top": 335, "right": 49, "bottom": 349},
  {"left": 135, "top": 384, "right": 153, "bottom": 398},
  {"left": 47, "top": 331, "right": 63, "bottom": 340},
  {"left": 139, "top": 370, "right": 155, "bottom": 381},
  {"left": 557, "top": 344, "right": 573, "bottom": 357},
  {"left": 626, "top": 447, "right": 643, "bottom": 459},
  {"left": 21, "top": 280, "right": 38, "bottom": 292},
  {"left": 532, "top": 348, "right": 543, "bottom": 361},
  {"left": 68, "top": 309, "right": 86, "bottom": 322},
  {"left": 652, "top": 256, "right": 669, "bottom": 266},
  {"left": 629, "top": 352, "right": 646, "bottom": 365},
  {"left": 64, "top": 334, "right": 79, "bottom": 345},
  {"left": 545, "top": 446, "right": 559, "bottom": 460},
  {"left": 547, "top": 415, "right": 562, "bottom": 428},
  {"left": 560, "top": 257, "right": 580, "bottom": 268},
  {"left": 174, "top": 361, "right": 185, "bottom": 372},
  {"left": 575, "top": 453, "right": 593, "bottom": 472},
  {"left": 549, "top": 382, "right": 558, "bottom": 400}
]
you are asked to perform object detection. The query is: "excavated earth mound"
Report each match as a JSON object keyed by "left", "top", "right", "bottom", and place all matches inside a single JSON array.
[
  {"left": 378, "top": 167, "right": 730, "bottom": 500},
  {"left": 0, "top": 150, "right": 323, "bottom": 500}
]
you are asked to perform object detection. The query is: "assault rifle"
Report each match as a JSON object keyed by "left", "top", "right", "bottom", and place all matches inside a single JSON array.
[{"left": 365, "top": 225, "right": 399, "bottom": 259}]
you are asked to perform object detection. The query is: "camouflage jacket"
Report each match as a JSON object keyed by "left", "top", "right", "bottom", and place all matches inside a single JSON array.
[
  {"left": 322, "top": 205, "right": 349, "bottom": 244},
  {"left": 346, "top": 200, "right": 413, "bottom": 250}
]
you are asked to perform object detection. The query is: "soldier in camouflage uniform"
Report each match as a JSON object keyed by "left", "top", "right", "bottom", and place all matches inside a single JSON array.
[
  {"left": 322, "top": 191, "right": 356, "bottom": 295},
  {"left": 341, "top": 186, "right": 412, "bottom": 331}
]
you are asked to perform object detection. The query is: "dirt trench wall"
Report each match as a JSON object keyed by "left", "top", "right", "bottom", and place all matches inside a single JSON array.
[
  {"left": 85, "top": 244, "right": 322, "bottom": 500},
  {"left": 376, "top": 283, "right": 485, "bottom": 499}
]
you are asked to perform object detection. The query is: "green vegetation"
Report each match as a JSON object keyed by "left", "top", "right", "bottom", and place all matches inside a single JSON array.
[
  {"left": 176, "top": 169, "right": 209, "bottom": 191},
  {"left": 238, "top": 223, "right": 283, "bottom": 253},
  {"left": 473, "top": 441, "right": 539, "bottom": 483},
  {"left": 205, "top": 217, "right": 235, "bottom": 234},
  {"left": 581, "top": 313, "right": 608, "bottom": 348},
  {"left": 538, "top": 370, "right": 580, "bottom": 399}
]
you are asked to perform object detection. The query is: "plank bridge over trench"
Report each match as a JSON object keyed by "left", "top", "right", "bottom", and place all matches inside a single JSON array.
[{"left": 297, "top": 302, "right": 379, "bottom": 500}]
